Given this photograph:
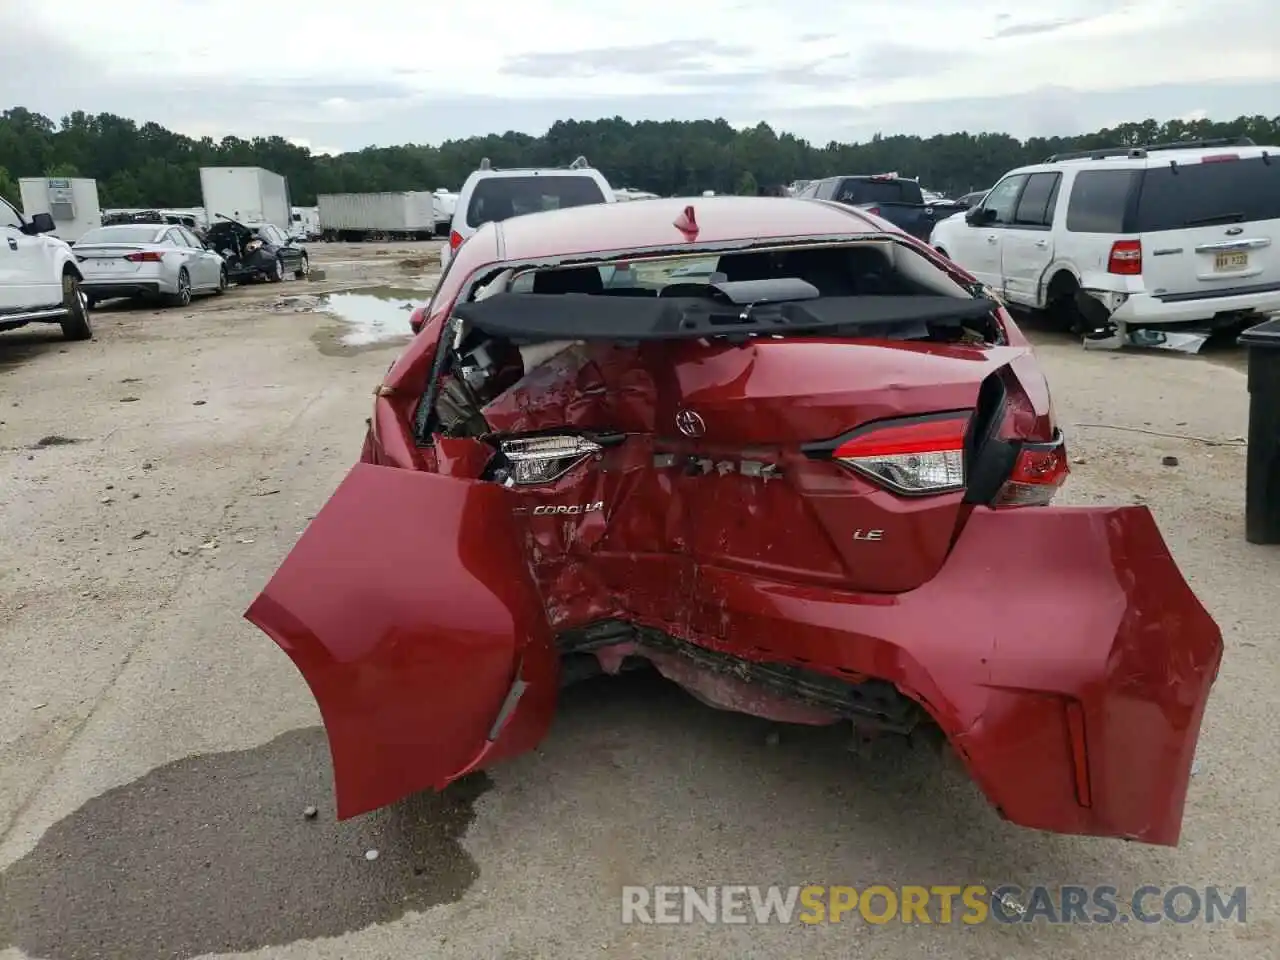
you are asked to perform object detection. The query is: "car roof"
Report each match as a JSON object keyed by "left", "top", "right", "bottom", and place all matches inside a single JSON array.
[
  {"left": 466, "top": 167, "right": 603, "bottom": 181},
  {"left": 492, "top": 196, "right": 878, "bottom": 262},
  {"left": 1008, "top": 143, "right": 1280, "bottom": 177}
]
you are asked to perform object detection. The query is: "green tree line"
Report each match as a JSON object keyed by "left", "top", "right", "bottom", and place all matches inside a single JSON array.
[{"left": 1, "top": 106, "right": 1277, "bottom": 209}]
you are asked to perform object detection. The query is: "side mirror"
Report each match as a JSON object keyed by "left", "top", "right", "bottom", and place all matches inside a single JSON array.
[
  {"left": 964, "top": 206, "right": 987, "bottom": 225},
  {"left": 22, "top": 212, "right": 56, "bottom": 235}
]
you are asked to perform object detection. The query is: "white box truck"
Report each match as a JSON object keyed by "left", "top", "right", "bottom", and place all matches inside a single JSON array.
[
  {"left": 317, "top": 191, "right": 438, "bottom": 241},
  {"left": 18, "top": 177, "right": 102, "bottom": 242},
  {"left": 199, "top": 166, "right": 291, "bottom": 231}
]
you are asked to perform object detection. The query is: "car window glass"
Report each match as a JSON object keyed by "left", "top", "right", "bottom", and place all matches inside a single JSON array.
[
  {"left": 163, "top": 229, "right": 184, "bottom": 246},
  {"left": 1134, "top": 156, "right": 1280, "bottom": 231},
  {"left": 981, "top": 175, "right": 1027, "bottom": 225},
  {"left": 182, "top": 228, "right": 204, "bottom": 248},
  {"left": 836, "top": 179, "right": 906, "bottom": 204},
  {"left": 1013, "top": 173, "right": 1061, "bottom": 226},
  {"left": 0, "top": 197, "right": 22, "bottom": 229},
  {"left": 1065, "top": 170, "right": 1140, "bottom": 233},
  {"left": 466, "top": 175, "right": 607, "bottom": 227}
]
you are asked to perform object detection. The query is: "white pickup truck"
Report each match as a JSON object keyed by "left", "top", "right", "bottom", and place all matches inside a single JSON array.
[{"left": 0, "top": 193, "right": 93, "bottom": 340}]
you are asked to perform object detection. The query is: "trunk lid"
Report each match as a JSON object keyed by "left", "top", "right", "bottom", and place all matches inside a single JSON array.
[
  {"left": 74, "top": 243, "right": 154, "bottom": 275},
  {"left": 1134, "top": 152, "right": 1280, "bottom": 300},
  {"left": 475, "top": 334, "right": 1045, "bottom": 604}
]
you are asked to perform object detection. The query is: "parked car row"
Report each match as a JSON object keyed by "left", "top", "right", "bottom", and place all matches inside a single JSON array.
[{"left": 2, "top": 193, "right": 313, "bottom": 340}]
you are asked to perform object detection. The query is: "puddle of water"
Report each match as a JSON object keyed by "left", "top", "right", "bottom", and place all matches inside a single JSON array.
[
  {"left": 318, "top": 287, "right": 430, "bottom": 346},
  {"left": 0, "top": 727, "right": 490, "bottom": 960},
  {"left": 318, "top": 287, "right": 426, "bottom": 345}
]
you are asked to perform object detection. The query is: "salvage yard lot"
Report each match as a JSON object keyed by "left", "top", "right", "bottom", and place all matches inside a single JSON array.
[{"left": 1, "top": 240, "right": 1276, "bottom": 959}]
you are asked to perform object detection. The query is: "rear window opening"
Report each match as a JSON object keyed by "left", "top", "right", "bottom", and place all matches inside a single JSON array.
[
  {"left": 466, "top": 175, "right": 607, "bottom": 228},
  {"left": 1133, "top": 156, "right": 1280, "bottom": 232},
  {"left": 511, "top": 242, "right": 977, "bottom": 308},
  {"left": 423, "top": 243, "right": 1003, "bottom": 441}
]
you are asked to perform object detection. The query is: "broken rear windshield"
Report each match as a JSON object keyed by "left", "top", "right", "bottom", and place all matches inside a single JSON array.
[
  {"left": 1134, "top": 156, "right": 1280, "bottom": 231},
  {"left": 466, "top": 176, "right": 607, "bottom": 227}
]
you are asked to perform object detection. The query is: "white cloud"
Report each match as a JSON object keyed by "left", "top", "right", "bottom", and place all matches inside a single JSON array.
[{"left": 2, "top": 0, "right": 1276, "bottom": 148}]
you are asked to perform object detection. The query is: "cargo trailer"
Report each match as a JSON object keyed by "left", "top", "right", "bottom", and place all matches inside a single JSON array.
[
  {"left": 200, "top": 166, "right": 292, "bottom": 231},
  {"left": 317, "top": 191, "right": 440, "bottom": 241},
  {"left": 18, "top": 177, "right": 101, "bottom": 242}
]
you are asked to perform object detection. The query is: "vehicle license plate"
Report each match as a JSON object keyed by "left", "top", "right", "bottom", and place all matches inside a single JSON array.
[{"left": 1214, "top": 251, "right": 1248, "bottom": 271}]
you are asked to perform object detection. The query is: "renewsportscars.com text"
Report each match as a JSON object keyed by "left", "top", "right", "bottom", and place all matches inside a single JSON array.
[{"left": 620, "top": 884, "right": 1247, "bottom": 925}]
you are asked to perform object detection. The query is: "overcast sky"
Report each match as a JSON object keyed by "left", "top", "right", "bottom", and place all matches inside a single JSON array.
[{"left": 2, "top": 0, "right": 1275, "bottom": 154}]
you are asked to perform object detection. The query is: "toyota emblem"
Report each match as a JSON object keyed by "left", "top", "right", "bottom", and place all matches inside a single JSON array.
[{"left": 675, "top": 409, "right": 706, "bottom": 438}]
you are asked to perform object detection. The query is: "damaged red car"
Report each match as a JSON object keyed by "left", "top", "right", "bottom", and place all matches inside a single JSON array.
[{"left": 246, "top": 196, "right": 1222, "bottom": 846}]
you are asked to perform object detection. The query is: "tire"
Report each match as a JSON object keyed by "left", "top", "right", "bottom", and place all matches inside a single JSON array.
[
  {"left": 59, "top": 271, "right": 93, "bottom": 341},
  {"left": 167, "top": 268, "right": 192, "bottom": 307},
  {"left": 293, "top": 253, "right": 309, "bottom": 280},
  {"left": 1044, "top": 273, "right": 1085, "bottom": 334},
  {"left": 269, "top": 257, "right": 284, "bottom": 283},
  {"left": 214, "top": 265, "right": 227, "bottom": 294}
]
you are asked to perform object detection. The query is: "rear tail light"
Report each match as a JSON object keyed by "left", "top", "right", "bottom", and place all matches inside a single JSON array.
[
  {"left": 124, "top": 251, "right": 164, "bottom": 263},
  {"left": 993, "top": 434, "right": 1069, "bottom": 507},
  {"left": 832, "top": 414, "right": 967, "bottom": 496},
  {"left": 864, "top": 206, "right": 882, "bottom": 216},
  {"left": 499, "top": 434, "right": 601, "bottom": 485},
  {"left": 1107, "top": 240, "right": 1142, "bottom": 275},
  {"left": 449, "top": 230, "right": 464, "bottom": 250},
  {"left": 1201, "top": 154, "right": 1239, "bottom": 163}
]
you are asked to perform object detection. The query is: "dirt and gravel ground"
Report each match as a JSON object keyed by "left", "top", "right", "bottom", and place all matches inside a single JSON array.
[{"left": 0, "top": 241, "right": 1276, "bottom": 960}]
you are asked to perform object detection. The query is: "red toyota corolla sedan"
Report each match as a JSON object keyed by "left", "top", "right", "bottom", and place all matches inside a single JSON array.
[{"left": 246, "top": 196, "right": 1222, "bottom": 846}]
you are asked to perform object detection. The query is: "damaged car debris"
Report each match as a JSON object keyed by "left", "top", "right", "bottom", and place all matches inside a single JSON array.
[{"left": 246, "top": 196, "right": 1223, "bottom": 846}]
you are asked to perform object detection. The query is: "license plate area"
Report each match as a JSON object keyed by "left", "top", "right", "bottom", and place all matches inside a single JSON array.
[{"left": 1214, "top": 251, "right": 1248, "bottom": 271}]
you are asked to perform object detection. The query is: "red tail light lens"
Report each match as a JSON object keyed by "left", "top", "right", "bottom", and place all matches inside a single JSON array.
[
  {"left": 125, "top": 251, "right": 164, "bottom": 262},
  {"left": 864, "top": 206, "right": 882, "bottom": 217},
  {"left": 994, "top": 435, "right": 1069, "bottom": 507},
  {"left": 1107, "top": 240, "right": 1142, "bottom": 275},
  {"left": 449, "top": 230, "right": 464, "bottom": 250},
  {"left": 832, "top": 414, "right": 967, "bottom": 496},
  {"left": 1201, "top": 154, "right": 1239, "bottom": 163}
]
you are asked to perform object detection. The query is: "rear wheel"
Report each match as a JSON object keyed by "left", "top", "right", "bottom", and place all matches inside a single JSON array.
[
  {"left": 59, "top": 272, "right": 92, "bottom": 341},
  {"left": 168, "top": 268, "right": 192, "bottom": 307},
  {"left": 294, "top": 252, "right": 309, "bottom": 279}
]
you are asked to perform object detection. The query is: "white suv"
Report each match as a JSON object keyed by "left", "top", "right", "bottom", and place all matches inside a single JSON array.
[
  {"left": 440, "top": 157, "right": 614, "bottom": 269},
  {"left": 0, "top": 194, "right": 93, "bottom": 340},
  {"left": 929, "top": 137, "right": 1280, "bottom": 341}
]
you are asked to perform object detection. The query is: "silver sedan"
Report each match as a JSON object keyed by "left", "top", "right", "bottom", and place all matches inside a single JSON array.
[{"left": 73, "top": 223, "right": 228, "bottom": 308}]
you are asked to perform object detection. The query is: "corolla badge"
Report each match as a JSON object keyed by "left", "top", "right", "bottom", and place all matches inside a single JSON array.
[{"left": 675, "top": 409, "right": 706, "bottom": 438}]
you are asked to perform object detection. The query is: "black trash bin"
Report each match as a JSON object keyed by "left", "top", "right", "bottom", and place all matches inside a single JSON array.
[{"left": 1240, "top": 316, "right": 1280, "bottom": 544}]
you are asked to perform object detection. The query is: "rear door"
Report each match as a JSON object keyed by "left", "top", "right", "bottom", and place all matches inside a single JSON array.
[
  {"left": 244, "top": 463, "right": 558, "bottom": 818},
  {"left": 1000, "top": 171, "right": 1061, "bottom": 305},
  {"left": 1134, "top": 152, "right": 1280, "bottom": 299}
]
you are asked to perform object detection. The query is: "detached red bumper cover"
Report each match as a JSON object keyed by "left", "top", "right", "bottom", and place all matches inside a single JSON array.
[
  {"left": 693, "top": 503, "right": 1222, "bottom": 846},
  {"left": 247, "top": 461, "right": 1221, "bottom": 846}
]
